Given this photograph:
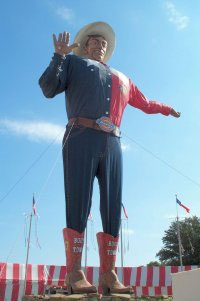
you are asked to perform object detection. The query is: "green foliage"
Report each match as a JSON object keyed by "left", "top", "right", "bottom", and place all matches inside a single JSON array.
[
  {"left": 147, "top": 261, "right": 161, "bottom": 266},
  {"left": 156, "top": 216, "right": 200, "bottom": 265}
]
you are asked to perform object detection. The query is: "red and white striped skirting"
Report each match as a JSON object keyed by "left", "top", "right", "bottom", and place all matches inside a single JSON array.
[{"left": 0, "top": 263, "right": 199, "bottom": 300}]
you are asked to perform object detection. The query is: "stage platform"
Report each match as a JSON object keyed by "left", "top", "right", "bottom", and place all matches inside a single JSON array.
[{"left": 22, "top": 293, "right": 134, "bottom": 300}]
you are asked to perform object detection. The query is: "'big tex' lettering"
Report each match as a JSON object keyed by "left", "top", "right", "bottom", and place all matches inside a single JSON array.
[
  {"left": 73, "top": 246, "right": 83, "bottom": 253},
  {"left": 108, "top": 241, "right": 118, "bottom": 247},
  {"left": 107, "top": 249, "right": 116, "bottom": 255},
  {"left": 74, "top": 238, "right": 84, "bottom": 244}
]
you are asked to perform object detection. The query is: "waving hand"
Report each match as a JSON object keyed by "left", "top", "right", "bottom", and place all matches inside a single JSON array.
[{"left": 53, "top": 32, "right": 79, "bottom": 56}]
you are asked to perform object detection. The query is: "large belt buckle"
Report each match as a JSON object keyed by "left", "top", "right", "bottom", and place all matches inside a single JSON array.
[{"left": 96, "top": 116, "right": 115, "bottom": 133}]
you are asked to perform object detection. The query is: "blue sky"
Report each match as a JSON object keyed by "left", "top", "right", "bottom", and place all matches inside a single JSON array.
[{"left": 1, "top": 0, "right": 200, "bottom": 268}]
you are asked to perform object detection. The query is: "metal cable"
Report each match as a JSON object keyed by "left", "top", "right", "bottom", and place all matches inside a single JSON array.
[
  {"left": 0, "top": 129, "right": 65, "bottom": 204},
  {"left": 123, "top": 133, "right": 200, "bottom": 189},
  {"left": 37, "top": 122, "right": 75, "bottom": 203}
]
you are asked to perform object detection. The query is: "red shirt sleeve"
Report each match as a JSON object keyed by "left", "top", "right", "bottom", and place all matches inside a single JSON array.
[{"left": 128, "top": 81, "right": 172, "bottom": 116}]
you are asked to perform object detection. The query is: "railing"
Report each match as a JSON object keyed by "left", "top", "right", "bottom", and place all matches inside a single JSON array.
[{"left": 0, "top": 263, "right": 199, "bottom": 300}]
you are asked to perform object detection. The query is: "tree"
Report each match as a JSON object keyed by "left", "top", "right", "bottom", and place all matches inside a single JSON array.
[
  {"left": 156, "top": 216, "right": 200, "bottom": 265},
  {"left": 147, "top": 261, "right": 161, "bottom": 266}
]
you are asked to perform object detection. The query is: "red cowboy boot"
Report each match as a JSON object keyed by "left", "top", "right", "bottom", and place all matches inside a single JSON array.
[
  {"left": 97, "top": 232, "right": 133, "bottom": 295},
  {"left": 63, "top": 228, "right": 97, "bottom": 294}
]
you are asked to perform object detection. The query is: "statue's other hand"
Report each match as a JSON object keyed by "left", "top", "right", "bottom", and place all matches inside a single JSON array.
[{"left": 170, "top": 108, "right": 181, "bottom": 118}]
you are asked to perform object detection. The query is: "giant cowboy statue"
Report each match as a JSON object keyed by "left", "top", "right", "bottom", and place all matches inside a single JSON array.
[{"left": 39, "top": 22, "right": 180, "bottom": 295}]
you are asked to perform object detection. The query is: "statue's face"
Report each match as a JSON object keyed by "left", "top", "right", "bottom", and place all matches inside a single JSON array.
[{"left": 84, "top": 36, "right": 108, "bottom": 62}]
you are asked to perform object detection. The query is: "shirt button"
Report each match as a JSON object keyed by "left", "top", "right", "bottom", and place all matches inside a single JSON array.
[
  {"left": 108, "top": 84, "right": 111, "bottom": 87},
  {"left": 91, "top": 69, "right": 94, "bottom": 71},
  {"left": 107, "top": 97, "right": 110, "bottom": 101},
  {"left": 105, "top": 111, "right": 109, "bottom": 115}
]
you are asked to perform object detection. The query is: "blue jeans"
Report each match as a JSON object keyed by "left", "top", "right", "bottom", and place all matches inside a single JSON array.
[{"left": 62, "top": 125, "right": 122, "bottom": 237}]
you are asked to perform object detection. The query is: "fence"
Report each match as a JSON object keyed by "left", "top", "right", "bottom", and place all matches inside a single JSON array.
[{"left": 0, "top": 263, "right": 199, "bottom": 300}]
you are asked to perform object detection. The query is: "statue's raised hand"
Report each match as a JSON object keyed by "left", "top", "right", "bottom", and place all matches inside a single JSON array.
[{"left": 53, "top": 32, "right": 79, "bottom": 56}]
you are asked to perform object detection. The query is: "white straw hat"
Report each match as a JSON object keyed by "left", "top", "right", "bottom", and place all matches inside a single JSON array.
[{"left": 73, "top": 21, "right": 115, "bottom": 62}]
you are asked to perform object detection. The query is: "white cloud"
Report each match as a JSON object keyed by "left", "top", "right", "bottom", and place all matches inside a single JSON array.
[
  {"left": 56, "top": 6, "right": 74, "bottom": 21},
  {"left": 164, "top": 213, "right": 189, "bottom": 220},
  {"left": 122, "top": 228, "right": 135, "bottom": 235},
  {"left": 0, "top": 119, "right": 133, "bottom": 151},
  {"left": 165, "top": 1, "right": 189, "bottom": 30},
  {"left": 164, "top": 213, "right": 177, "bottom": 220},
  {"left": 121, "top": 142, "right": 131, "bottom": 152},
  {"left": 0, "top": 119, "right": 64, "bottom": 144}
]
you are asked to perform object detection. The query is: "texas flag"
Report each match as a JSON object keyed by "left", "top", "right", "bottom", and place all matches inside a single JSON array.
[
  {"left": 32, "top": 195, "right": 37, "bottom": 216},
  {"left": 176, "top": 197, "right": 190, "bottom": 213},
  {"left": 121, "top": 203, "right": 128, "bottom": 219},
  {"left": 88, "top": 212, "right": 92, "bottom": 220}
]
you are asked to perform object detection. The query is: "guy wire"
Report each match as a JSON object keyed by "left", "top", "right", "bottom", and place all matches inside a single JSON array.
[
  {"left": 0, "top": 128, "right": 65, "bottom": 204},
  {"left": 37, "top": 122, "right": 75, "bottom": 203},
  {"left": 123, "top": 133, "right": 200, "bottom": 190},
  {"left": 1, "top": 124, "right": 199, "bottom": 205}
]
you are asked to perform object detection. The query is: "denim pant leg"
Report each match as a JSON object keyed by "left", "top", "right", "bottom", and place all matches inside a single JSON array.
[
  {"left": 97, "top": 135, "right": 122, "bottom": 237},
  {"left": 62, "top": 127, "right": 100, "bottom": 233}
]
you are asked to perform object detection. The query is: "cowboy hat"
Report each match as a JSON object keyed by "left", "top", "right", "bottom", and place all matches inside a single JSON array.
[{"left": 73, "top": 21, "right": 115, "bottom": 62}]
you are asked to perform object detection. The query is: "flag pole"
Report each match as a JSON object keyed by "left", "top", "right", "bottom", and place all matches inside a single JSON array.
[
  {"left": 23, "top": 211, "right": 33, "bottom": 296},
  {"left": 175, "top": 195, "right": 183, "bottom": 271},
  {"left": 84, "top": 222, "right": 88, "bottom": 274},
  {"left": 120, "top": 218, "right": 124, "bottom": 283}
]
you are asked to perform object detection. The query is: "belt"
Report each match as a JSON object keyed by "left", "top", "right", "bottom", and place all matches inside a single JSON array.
[{"left": 68, "top": 117, "right": 121, "bottom": 137}]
